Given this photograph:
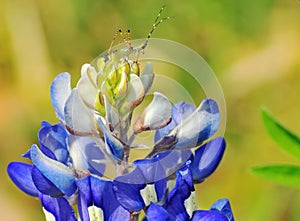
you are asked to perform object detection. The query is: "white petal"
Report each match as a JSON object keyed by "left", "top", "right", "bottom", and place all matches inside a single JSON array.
[
  {"left": 88, "top": 205, "right": 104, "bottom": 221},
  {"left": 120, "top": 74, "right": 145, "bottom": 114},
  {"left": 140, "top": 62, "right": 154, "bottom": 94},
  {"left": 184, "top": 191, "right": 197, "bottom": 217},
  {"left": 64, "top": 89, "right": 97, "bottom": 135},
  {"left": 140, "top": 184, "right": 157, "bottom": 206},
  {"left": 81, "top": 63, "right": 98, "bottom": 87},
  {"left": 134, "top": 92, "right": 172, "bottom": 133},
  {"left": 43, "top": 208, "right": 56, "bottom": 221},
  {"left": 104, "top": 95, "right": 120, "bottom": 129},
  {"left": 50, "top": 72, "right": 72, "bottom": 122},
  {"left": 77, "top": 73, "right": 98, "bottom": 109}
]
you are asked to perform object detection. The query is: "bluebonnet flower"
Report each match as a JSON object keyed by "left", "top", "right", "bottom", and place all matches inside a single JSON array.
[
  {"left": 7, "top": 96, "right": 232, "bottom": 220},
  {"left": 7, "top": 25, "right": 234, "bottom": 220}
]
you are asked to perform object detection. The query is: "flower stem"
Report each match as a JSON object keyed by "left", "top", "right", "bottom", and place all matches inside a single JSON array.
[{"left": 130, "top": 212, "right": 139, "bottom": 221}]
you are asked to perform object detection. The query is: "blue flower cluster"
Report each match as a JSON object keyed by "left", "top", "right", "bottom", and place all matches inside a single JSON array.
[{"left": 7, "top": 58, "right": 234, "bottom": 220}]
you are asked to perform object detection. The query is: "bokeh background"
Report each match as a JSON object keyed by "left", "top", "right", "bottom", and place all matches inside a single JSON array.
[{"left": 1, "top": 0, "right": 300, "bottom": 220}]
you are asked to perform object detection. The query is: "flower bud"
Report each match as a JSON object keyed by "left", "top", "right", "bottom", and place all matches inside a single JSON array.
[
  {"left": 95, "top": 92, "right": 106, "bottom": 116},
  {"left": 131, "top": 61, "right": 140, "bottom": 76}
]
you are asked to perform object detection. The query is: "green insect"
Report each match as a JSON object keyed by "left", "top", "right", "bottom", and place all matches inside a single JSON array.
[{"left": 90, "top": 5, "right": 171, "bottom": 117}]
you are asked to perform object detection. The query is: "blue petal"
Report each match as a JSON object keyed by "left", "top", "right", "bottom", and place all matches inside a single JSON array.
[
  {"left": 192, "top": 137, "right": 226, "bottom": 182},
  {"left": 154, "top": 178, "right": 167, "bottom": 202},
  {"left": 133, "top": 157, "right": 166, "bottom": 183},
  {"left": 211, "top": 198, "right": 234, "bottom": 221},
  {"left": 32, "top": 166, "right": 63, "bottom": 197},
  {"left": 30, "top": 144, "right": 76, "bottom": 196},
  {"left": 200, "top": 98, "right": 219, "bottom": 114},
  {"left": 190, "top": 210, "right": 228, "bottom": 221},
  {"left": 154, "top": 101, "right": 195, "bottom": 143},
  {"left": 97, "top": 117, "right": 124, "bottom": 160},
  {"left": 154, "top": 99, "right": 220, "bottom": 153},
  {"left": 38, "top": 121, "right": 69, "bottom": 163},
  {"left": 173, "top": 98, "right": 220, "bottom": 149},
  {"left": 40, "top": 194, "right": 77, "bottom": 221},
  {"left": 76, "top": 176, "right": 93, "bottom": 221},
  {"left": 177, "top": 162, "right": 194, "bottom": 192},
  {"left": 154, "top": 120, "right": 176, "bottom": 144},
  {"left": 90, "top": 176, "right": 130, "bottom": 221},
  {"left": 133, "top": 158, "right": 167, "bottom": 202},
  {"left": 113, "top": 169, "right": 146, "bottom": 211},
  {"left": 152, "top": 150, "right": 192, "bottom": 178},
  {"left": 145, "top": 203, "right": 170, "bottom": 221},
  {"left": 172, "top": 101, "right": 196, "bottom": 125},
  {"left": 163, "top": 163, "right": 194, "bottom": 221},
  {"left": 22, "top": 148, "right": 31, "bottom": 159},
  {"left": 70, "top": 137, "right": 106, "bottom": 176},
  {"left": 89, "top": 176, "right": 107, "bottom": 208},
  {"left": 7, "top": 162, "right": 38, "bottom": 197},
  {"left": 50, "top": 72, "right": 72, "bottom": 122}
]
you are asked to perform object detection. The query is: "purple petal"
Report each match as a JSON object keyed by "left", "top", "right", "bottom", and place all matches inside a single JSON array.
[
  {"left": 151, "top": 150, "right": 192, "bottom": 178},
  {"left": 40, "top": 194, "right": 77, "bottom": 221},
  {"left": 76, "top": 177, "right": 93, "bottom": 221},
  {"left": 163, "top": 163, "right": 194, "bottom": 221},
  {"left": 191, "top": 210, "right": 228, "bottom": 221},
  {"left": 211, "top": 198, "right": 234, "bottom": 221},
  {"left": 145, "top": 203, "right": 170, "bottom": 221},
  {"left": 192, "top": 137, "right": 226, "bottom": 182},
  {"left": 90, "top": 176, "right": 130, "bottom": 220},
  {"left": 113, "top": 169, "right": 146, "bottom": 211},
  {"left": 133, "top": 157, "right": 166, "bottom": 183},
  {"left": 38, "top": 121, "right": 69, "bottom": 163},
  {"left": 32, "top": 166, "right": 63, "bottom": 197},
  {"left": 50, "top": 72, "right": 72, "bottom": 122},
  {"left": 30, "top": 144, "right": 76, "bottom": 196},
  {"left": 154, "top": 179, "right": 167, "bottom": 202},
  {"left": 133, "top": 157, "right": 167, "bottom": 202},
  {"left": 7, "top": 162, "right": 38, "bottom": 197}
]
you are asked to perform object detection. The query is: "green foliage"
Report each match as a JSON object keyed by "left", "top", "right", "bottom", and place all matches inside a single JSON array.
[
  {"left": 252, "top": 165, "right": 300, "bottom": 187},
  {"left": 261, "top": 108, "right": 300, "bottom": 159},
  {"left": 252, "top": 108, "right": 300, "bottom": 187}
]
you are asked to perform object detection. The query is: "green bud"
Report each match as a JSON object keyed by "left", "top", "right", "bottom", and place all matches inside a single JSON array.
[
  {"left": 95, "top": 92, "right": 106, "bottom": 116},
  {"left": 106, "top": 68, "right": 119, "bottom": 87},
  {"left": 117, "top": 59, "right": 130, "bottom": 77},
  {"left": 113, "top": 72, "right": 128, "bottom": 99},
  {"left": 131, "top": 61, "right": 140, "bottom": 76}
]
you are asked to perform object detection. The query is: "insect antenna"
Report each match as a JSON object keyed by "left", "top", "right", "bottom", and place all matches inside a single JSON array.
[
  {"left": 126, "top": 29, "right": 132, "bottom": 51},
  {"left": 141, "top": 5, "right": 171, "bottom": 51},
  {"left": 135, "top": 5, "right": 172, "bottom": 61},
  {"left": 108, "top": 30, "right": 120, "bottom": 54}
]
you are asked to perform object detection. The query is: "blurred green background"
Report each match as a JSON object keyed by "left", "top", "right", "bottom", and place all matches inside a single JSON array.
[{"left": 1, "top": 0, "right": 300, "bottom": 220}]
